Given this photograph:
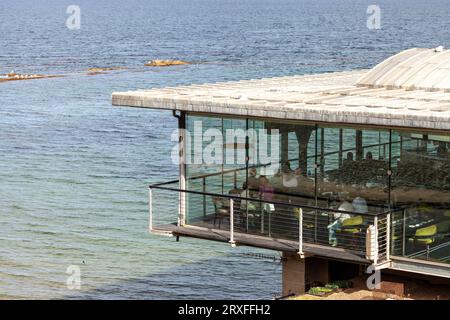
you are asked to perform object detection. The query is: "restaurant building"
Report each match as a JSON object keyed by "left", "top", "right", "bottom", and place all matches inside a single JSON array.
[{"left": 113, "top": 48, "right": 450, "bottom": 295}]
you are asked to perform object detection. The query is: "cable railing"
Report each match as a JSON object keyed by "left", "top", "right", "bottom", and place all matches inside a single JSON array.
[{"left": 149, "top": 179, "right": 399, "bottom": 265}]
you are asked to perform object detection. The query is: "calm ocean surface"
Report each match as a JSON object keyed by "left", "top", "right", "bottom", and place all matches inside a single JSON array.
[{"left": 0, "top": 0, "right": 449, "bottom": 299}]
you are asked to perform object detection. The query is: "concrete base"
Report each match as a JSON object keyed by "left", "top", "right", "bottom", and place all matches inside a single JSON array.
[
  {"left": 282, "top": 253, "right": 306, "bottom": 296},
  {"left": 281, "top": 253, "right": 330, "bottom": 296}
]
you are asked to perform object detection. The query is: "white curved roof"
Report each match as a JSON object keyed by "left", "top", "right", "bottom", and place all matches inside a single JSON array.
[
  {"left": 357, "top": 47, "right": 450, "bottom": 90},
  {"left": 113, "top": 48, "right": 450, "bottom": 131}
]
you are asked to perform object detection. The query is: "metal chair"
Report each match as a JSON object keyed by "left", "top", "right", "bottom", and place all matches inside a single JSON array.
[{"left": 212, "top": 196, "right": 229, "bottom": 229}]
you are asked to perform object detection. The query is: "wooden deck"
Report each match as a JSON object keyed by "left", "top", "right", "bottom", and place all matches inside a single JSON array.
[{"left": 155, "top": 223, "right": 369, "bottom": 264}]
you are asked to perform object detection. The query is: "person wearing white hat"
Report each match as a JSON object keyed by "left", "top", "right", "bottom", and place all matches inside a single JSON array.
[
  {"left": 327, "top": 201, "right": 354, "bottom": 246},
  {"left": 352, "top": 197, "right": 368, "bottom": 214}
]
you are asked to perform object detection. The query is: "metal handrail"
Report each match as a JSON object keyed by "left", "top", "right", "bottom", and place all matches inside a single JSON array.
[
  {"left": 149, "top": 181, "right": 400, "bottom": 217},
  {"left": 149, "top": 180, "right": 404, "bottom": 264}
]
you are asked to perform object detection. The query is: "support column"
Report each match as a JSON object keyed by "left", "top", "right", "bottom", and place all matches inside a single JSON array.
[
  {"left": 356, "top": 130, "right": 363, "bottom": 161},
  {"left": 281, "top": 130, "right": 289, "bottom": 165},
  {"left": 282, "top": 252, "right": 306, "bottom": 296},
  {"left": 295, "top": 126, "right": 314, "bottom": 176},
  {"left": 282, "top": 253, "right": 330, "bottom": 296}
]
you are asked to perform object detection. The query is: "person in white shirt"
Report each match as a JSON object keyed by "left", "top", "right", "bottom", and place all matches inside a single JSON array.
[{"left": 327, "top": 201, "right": 354, "bottom": 246}]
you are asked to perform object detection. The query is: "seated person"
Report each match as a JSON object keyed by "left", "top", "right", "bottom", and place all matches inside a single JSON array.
[
  {"left": 352, "top": 197, "right": 368, "bottom": 214},
  {"left": 327, "top": 201, "right": 354, "bottom": 246},
  {"left": 282, "top": 167, "right": 299, "bottom": 188},
  {"left": 259, "top": 176, "right": 274, "bottom": 201},
  {"left": 281, "top": 160, "right": 294, "bottom": 174},
  {"left": 365, "top": 151, "right": 374, "bottom": 161},
  {"left": 259, "top": 176, "right": 275, "bottom": 211},
  {"left": 247, "top": 167, "right": 259, "bottom": 190},
  {"left": 240, "top": 182, "right": 257, "bottom": 211},
  {"left": 343, "top": 152, "right": 354, "bottom": 167}
]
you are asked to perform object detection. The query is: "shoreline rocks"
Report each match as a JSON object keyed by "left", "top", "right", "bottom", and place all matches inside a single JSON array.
[
  {"left": 86, "top": 67, "right": 126, "bottom": 75},
  {"left": 0, "top": 71, "right": 61, "bottom": 83},
  {"left": 144, "top": 59, "right": 190, "bottom": 67}
]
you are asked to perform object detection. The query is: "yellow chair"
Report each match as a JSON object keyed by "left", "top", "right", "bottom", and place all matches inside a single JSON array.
[
  {"left": 336, "top": 216, "right": 365, "bottom": 250},
  {"left": 412, "top": 224, "right": 437, "bottom": 245},
  {"left": 339, "top": 216, "right": 364, "bottom": 234},
  {"left": 411, "top": 220, "right": 450, "bottom": 245}
]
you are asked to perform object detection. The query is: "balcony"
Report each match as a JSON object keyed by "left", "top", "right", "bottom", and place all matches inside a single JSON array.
[{"left": 149, "top": 179, "right": 396, "bottom": 267}]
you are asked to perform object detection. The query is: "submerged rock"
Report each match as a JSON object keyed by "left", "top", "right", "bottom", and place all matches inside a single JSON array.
[
  {"left": 86, "top": 67, "right": 126, "bottom": 75},
  {"left": 144, "top": 59, "right": 189, "bottom": 67},
  {"left": 0, "top": 72, "right": 60, "bottom": 83}
]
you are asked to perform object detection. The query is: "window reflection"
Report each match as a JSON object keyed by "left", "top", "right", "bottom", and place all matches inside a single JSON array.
[
  {"left": 316, "top": 127, "right": 390, "bottom": 213},
  {"left": 183, "top": 114, "right": 450, "bottom": 264},
  {"left": 391, "top": 131, "right": 450, "bottom": 263}
]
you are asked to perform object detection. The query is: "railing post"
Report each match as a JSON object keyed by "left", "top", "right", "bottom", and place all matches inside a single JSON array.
[
  {"left": 314, "top": 210, "right": 318, "bottom": 243},
  {"left": 260, "top": 193, "right": 264, "bottom": 233},
  {"left": 402, "top": 209, "right": 406, "bottom": 256},
  {"left": 148, "top": 187, "right": 153, "bottom": 232},
  {"left": 373, "top": 216, "right": 378, "bottom": 265},
  {"left": 386, "top": 213, "right": 391, "bottom": 261},
  {"left": 298, "top": 208, "right": 304, "bottom": 258},
  {"left": 202, "top": 177, "right": 206, "bottom": 217},
  {"left": 229, "top": 198, "right": 236, "bottom": 247}
]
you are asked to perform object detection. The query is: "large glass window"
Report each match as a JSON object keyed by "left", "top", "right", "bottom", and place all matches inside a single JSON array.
[
  {"left": 182, "top": 113, "right": 450, "bottom": 265},
  {"left": 316, "top": 127, "right": 390, "bottom": 212},
  {"left": 185, "top": 115, "right": 223, "bottom": 224},
  {"left": 391, "top": 131, "right": 450, "bottom": 264}
]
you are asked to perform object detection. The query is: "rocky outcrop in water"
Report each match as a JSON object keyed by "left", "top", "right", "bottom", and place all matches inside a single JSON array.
[
  {"left": 0, "top": 71, "right": 60, "bottom": 82},
  {"left": 144, "top": 60, "right": 189, "bottom": 67}
]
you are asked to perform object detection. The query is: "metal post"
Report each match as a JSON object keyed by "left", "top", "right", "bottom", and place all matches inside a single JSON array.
[
  {"left": 298, "top": 208, "right": 304, "bottom": 258},
  {"left": 314, "top": 210, "right": 318, "bottom": 243},
  {"left": 229, "top": 198, "right": 236, "bottom": 247},
  {"left": 386, "top": 213, "right": 391, "bottom": 261},
  {"left": 149, "top": 187, "right": 153, "bottom": 232},
  {"left": 269, "top": 210, "right": 272, "bottom": 237},
  {"left": 338, "top": 129, "right": 343, "bottom": 168},
  {"left": 400, "top": 135, "right": 403, "bottom": 158},
  {"left": 373, "top": 216, "right": 378, "bottom": 265},
  {"left": 320, "top": 128, "right": 325, "bottom": 177},
  {"left": 260, "top": 193, "right": 264, "bottom": 233},
  {"left": 314, "top": 125, "right": 318, "bottom": 206},
  {"left": 178, "top": 111, "right": 186, "bottom": 227},
  {"left": 402, "top": 209, "right": 406, "bottom": 256},
  {"left": 202, "top": 177, "right": 206, "bottom": 217}
]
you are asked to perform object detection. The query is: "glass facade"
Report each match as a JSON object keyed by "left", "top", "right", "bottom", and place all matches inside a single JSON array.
[
  {"left": 184, "top": 113, "right": 450, "bottom": 264},
  {"left": 390, "top": 131, "right": 450, "bottom": 263}
]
